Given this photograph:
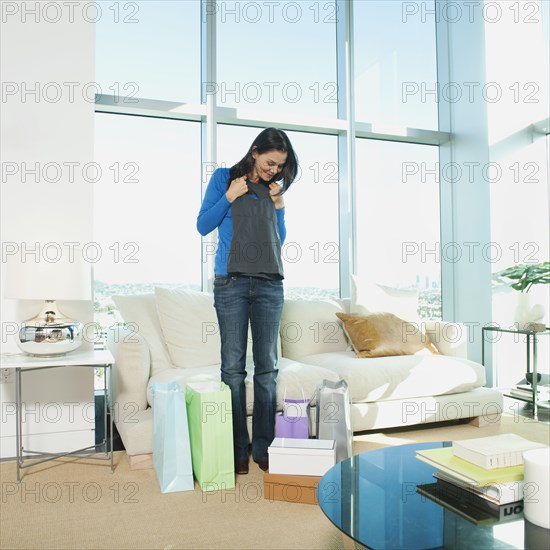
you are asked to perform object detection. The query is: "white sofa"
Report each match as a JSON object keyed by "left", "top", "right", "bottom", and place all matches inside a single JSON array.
[{"left": 107, "top": 286, "right": 503, "bottom": 461}]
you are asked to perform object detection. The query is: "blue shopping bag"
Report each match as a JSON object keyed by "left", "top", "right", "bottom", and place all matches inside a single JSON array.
[{"left": 151, "top": 382, "right": 194, "bottom": 493}]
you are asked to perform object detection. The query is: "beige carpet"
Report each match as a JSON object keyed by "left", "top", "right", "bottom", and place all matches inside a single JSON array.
[{"left": 1, "top": 416, "right": 548, "bottom": 550}]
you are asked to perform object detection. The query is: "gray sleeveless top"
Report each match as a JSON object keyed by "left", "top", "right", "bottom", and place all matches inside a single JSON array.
[{"left": 227, "top": 180, "right": 284, "bottom": 280}]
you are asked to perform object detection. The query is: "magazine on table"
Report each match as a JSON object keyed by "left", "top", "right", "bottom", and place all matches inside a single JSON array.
[
  {"left": 416, "top": 480, "right": 524, "bottom": 527},
  {"left": 433, "top": 471, "right": 524, "bottom": 505}
]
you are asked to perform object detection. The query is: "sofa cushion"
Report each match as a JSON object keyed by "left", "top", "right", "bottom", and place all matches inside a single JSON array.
[
  {"left": 298, "top": 351, "right": 486, "bottom": 402},
  {"left": 107, "top": 326, "right": 150, "bottom": 411},
  {"left": 155, "top": 287, "right": 222, "bottom": 369},
  {"left": 112, "top": 294, "right": 173, "bottom": 376},
  {"left": 281, "top": 299, "right": 349, "bottom": 359},
  {"left": 154, "top": 287, "right": 281, "bottom": 369},
  {"left": 146, "top": 357, "right": 341, "bottom": 410},
  {"left": 351, "top": 274, "right": 419, "bottom": 322},
  {"left": 336, "top": 312, "right": 439, "bottom": 358}
]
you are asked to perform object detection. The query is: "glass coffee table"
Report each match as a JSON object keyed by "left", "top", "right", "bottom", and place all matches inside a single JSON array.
[{"left": 317, "top": 442, "right": 549, "bottom": 550}]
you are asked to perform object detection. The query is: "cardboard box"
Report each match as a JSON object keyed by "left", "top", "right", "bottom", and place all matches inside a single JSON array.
[
  {"left": 268, "top": 437, "right": 336, "bottom": 476},
  {"left": 264, "top": 472, "right": 322, "bottom": 505}
]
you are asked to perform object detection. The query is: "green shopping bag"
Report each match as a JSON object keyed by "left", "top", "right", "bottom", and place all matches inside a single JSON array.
[{"left": 185, "top": 381, "right": 235, "bottom": 492}]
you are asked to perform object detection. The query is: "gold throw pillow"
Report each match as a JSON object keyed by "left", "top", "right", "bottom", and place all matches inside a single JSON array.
[{"left": 335, "top": 312, "right": 440, "bottom": 358}]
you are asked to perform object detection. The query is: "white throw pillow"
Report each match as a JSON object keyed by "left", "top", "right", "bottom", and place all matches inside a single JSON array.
[
  {"left": 350, "top": 274, "right": 419, "bottom": 322},
  {"left": 112, "top": 294, "right": 173, "bottom": 376},
  {"left": 280, "top": 298, "right": 348, "bottom": 360},
  {"left": 155, "top": 287, "right": 222, "bottom": 369}
]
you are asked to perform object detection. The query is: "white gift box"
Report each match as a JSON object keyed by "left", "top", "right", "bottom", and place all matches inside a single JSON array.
[{"left": 268, "top": 437, "right": 336, "bottom": 476}]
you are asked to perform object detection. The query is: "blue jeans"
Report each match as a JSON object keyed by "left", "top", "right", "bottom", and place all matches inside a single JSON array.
[{"left": 213, "top": 275, "right": 284, "bottom": 463}]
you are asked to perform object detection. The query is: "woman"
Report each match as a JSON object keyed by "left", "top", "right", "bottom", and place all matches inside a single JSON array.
[{"left": 197, "top": 128, "right": 298, "bottom": 474}]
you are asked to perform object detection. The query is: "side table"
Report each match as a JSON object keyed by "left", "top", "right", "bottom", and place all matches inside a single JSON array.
[
  {"left": 0, "top": 349, "right": 115, "bottom": 482},
  {"left": 482, "top": 326, "right": 550, "bottom": 419}
]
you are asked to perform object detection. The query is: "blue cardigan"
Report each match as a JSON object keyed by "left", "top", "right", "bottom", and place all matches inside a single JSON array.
[{"left": 196, "top": 168, "right": 287, "bottom": 275}]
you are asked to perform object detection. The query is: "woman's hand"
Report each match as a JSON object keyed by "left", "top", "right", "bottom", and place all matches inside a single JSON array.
[
  {"left": 226, "top": 176, "right": 248, "bottom": 203},
  {"left": 269, "top": 183, "right": 285, "bottom": 210}
]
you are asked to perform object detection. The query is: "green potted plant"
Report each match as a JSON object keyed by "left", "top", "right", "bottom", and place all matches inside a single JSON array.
[
  {"left": 498, "top": 262, "right": 550, "bottom": 292},
  {"left": 498, "top": 262, "right": 549, "bottom": 330}
]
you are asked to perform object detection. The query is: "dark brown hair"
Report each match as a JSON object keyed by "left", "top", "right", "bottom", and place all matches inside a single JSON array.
[{"left": 228, "top": 128, "right": 298, "bottom": 193}]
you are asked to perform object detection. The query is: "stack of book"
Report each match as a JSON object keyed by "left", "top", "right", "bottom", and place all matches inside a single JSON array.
[
  {"left": 415, "top": 434, "right": 548, "bottom": 525},
  {"left": 508, "top": 383, "right": 550, "bottom": 402}
]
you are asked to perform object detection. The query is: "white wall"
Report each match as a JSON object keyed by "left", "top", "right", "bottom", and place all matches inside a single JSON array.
[{"left": 0, "top": 2, "right": 96, "bottom": 458}]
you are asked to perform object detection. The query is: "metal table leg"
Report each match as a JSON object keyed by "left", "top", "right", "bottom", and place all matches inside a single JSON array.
[
  {"left": 532, "top": 335, "right": 538, "bottom": 419},
  {"left": 109, "top": 363, "right": 114, "bottom": 473},
  {"left": 15, "top": 367, "right": 21, "bottom": 483}
]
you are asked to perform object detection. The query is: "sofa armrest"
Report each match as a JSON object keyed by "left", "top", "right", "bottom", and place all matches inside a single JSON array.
[
  {"left": 422, "top": 320, "right": 468, "bottom": 359},
  {"left": 107, "top": 326, "right": 151, "bottom": 421}
]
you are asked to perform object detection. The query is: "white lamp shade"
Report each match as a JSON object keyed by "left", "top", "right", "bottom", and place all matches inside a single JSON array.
[{"left": 4, "top": 253, "right": 92, "bottom": 301}]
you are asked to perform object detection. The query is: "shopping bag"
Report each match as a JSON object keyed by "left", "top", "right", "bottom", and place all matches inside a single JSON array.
[
  {"left": 275, "top": 387, "right": 309, "bottom": 439},
  {"left": 309, "top": 379, "right": 352, "bottom": 463},
  {"left": 151, "top": 381, "right": 194, "bottom": 493},
  {"left": 185, "top": 381, "right": 235, "bottom": 492}
]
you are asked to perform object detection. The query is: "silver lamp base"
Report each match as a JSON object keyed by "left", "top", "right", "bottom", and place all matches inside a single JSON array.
[{"left": 17, "top": 300, "right": 84, "bottom": 356}]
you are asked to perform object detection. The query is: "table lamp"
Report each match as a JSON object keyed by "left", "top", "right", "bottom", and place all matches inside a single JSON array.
[{"left": 4, "top": 253, "right": 93, "bottom": 356}]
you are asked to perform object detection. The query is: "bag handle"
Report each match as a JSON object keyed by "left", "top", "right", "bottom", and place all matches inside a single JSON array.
[
  {"left": 307, "top": 381, "right": 323, "bottom": 438},
  {"left": 281, "top": 384, "right": 307, "bottom": 418},
  {"left": 282, "top": 384, "right": 307, "bottom": 403}
]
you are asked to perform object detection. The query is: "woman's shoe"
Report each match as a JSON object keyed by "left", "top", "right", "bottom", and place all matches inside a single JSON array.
[
  {"left": 235, "top": 459, "right": 249, "bottom": 475},
  {"left": 255, "top": 459, "right": 269, "bottom": 472}
]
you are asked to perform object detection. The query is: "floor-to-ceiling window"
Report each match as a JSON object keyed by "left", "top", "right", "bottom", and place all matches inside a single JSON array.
[
  {"left": 353, "top": 0, "right": 438, "bottom": 130},
  {"left": 353, "top": 0, "right": 440, "bottom": 318},
  {"left": 95, "top": 0, "right": 200, "bottom": 103},
  {"left": 354, "top": 140, "right": 441, "bottom": 319},
  {"left": 93, "top": 0, "right": 549, "bottom": 347},
  {"left": 216, "top": 0, "right": 337, "bottom": 119},
  {"left": 95, "top": 0, "right": 444, "bottom": 309},
  {"left": 93, "top": 116, "right": 202, "bottom": 327},
  {"left": 94, "top": 0, "right": 202, "bottom": 354}
]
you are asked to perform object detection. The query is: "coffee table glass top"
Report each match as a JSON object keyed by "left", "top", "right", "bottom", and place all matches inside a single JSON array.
[{"left": 317, "top": 441, "right": 549, "bottom": 550}]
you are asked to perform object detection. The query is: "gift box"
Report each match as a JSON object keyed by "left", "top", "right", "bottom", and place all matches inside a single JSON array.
[
  {"left": 263, "top": 472, "right": 322, "bottom": 505},
  {"left": 268, "top": 437, "right": 336, "bottom": 476}
]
